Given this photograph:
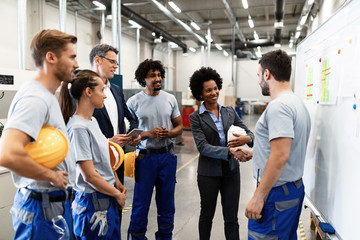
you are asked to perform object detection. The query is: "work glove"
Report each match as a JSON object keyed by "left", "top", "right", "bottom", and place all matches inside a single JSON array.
[{"left": 90, "top": 210, "right": 108, "bottom": 237}]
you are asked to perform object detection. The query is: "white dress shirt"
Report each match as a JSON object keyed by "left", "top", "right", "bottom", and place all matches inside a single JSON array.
[{"left": 103, "top": 80, "right": 119, "bottom": 135}]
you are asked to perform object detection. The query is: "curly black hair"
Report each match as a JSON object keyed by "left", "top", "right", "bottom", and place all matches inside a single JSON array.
[
  {"left": 135, "top": 59, "right": 165, "bottom": 87},
  {"left": 189, "top": 67, "right": 223, "bottom": 101}
]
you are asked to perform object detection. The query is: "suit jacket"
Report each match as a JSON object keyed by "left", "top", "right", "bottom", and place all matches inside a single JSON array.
[
  {"left": 189, "top": 105, "right": 254, "bottom": 176},
  {"left": 93, "top": 83, "right": 137, "bottom": 138}
]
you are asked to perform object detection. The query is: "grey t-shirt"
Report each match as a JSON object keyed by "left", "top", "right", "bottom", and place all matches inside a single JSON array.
[
  {"left": 67, "top": 115, "right": 115, "bottom": 193},
  {"left": 252, "top": 91, "right": 311, "bottom": 186},
  {"left": 4, "top": 80, "right": 76, "bottom": 191},
  {"left": 127, "top": 90, "right": 180, "bottom": 149}
]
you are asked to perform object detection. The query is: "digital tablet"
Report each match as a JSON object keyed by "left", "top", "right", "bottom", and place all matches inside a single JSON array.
[{"left": 127, "top": 128, "right": 143, "bottom": 137}]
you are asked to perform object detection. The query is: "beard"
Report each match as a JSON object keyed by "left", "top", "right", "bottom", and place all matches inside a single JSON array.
[
  {"left": 260, "top": 76, "right": 270, "bottom": 96},
  {"left": 55, "top": 61, "right": 72, "bottom": 83},
  {"left": 153, "top": 81, "right": 162, "bottom": 91}
]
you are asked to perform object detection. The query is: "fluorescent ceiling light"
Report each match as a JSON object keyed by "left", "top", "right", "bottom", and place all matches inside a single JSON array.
[
  {"left": 289, "top": 42, "right": 294, "bottom": 48},
  {"left": 241, "top": 0, "right": 248, "bottom": 9},
  {"left": 274, "top": 21, "right": 284, "bottom": 28},
  {"left": 205, "top": 34, "right": 213, "bottom": 43},
  {"left": 296, "top": 26, "right": 301, "bottom": 31},
  {"left": 169, "top": 42, "right": 179, "bottom": 48},
  {"left": 128, "top": 20, "right": 142, "bottom": 28},
  {"left": 255, "top": 46, "right": 262, "bottom": 58},
  {"left": 295, "top": 31, "right": 301, "bottom": 38},
  {"left": 93, "top": 1, "right": 106, "bottom": 10},
  {"left": 190, "top": 22, "right": 200, "bottom": 31},
  {"left": 300, "top": 15, "right": 307, "bottom": 25},
  {"left": 215, "top": 44, "right": 222, "bottom": 51},
  {"left": 223, "top": 50, "right": 229, "bottom": 57},
  {"left": 248, "top": 17, "right": 254, "bottom": 28},
  {"left": 168, "top": 1, "right": 181, "bottom": 13},
  {"left": 308, "top": 0, "right": 315, "bottom": 5},
  {"left": 152, "top": 32, "right": 156, "bottom": 36},
  {"left": 253, "top": 31, "right": 259, "bottom": 40},
  {"left": 189, "top": 47, "right": 196, "bottom": 52},
  {"left": 152, "top": 0, "right": 168, "bottom": 12},
  {"left": 274, "top": 43, "right": 281, "bottom": 48}
]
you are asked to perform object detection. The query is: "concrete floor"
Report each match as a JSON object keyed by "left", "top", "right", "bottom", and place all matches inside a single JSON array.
[{"left": 121, "top": 114, "right": 317, "bottom": 240}]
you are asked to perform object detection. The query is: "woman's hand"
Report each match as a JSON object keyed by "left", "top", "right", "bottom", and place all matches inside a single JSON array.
[
  {"left": 227, "top": 133, "right": 251, "bottom": 147},
  {"left": 115, "top": 191, "right": 126, "bottom": 209}
]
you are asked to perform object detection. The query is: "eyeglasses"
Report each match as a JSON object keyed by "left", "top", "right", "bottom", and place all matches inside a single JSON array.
[{"left": 99, "top": 56, "right": 119, "bottom": 66}]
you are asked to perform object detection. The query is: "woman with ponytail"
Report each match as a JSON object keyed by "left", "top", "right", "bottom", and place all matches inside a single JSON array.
[{"left": 59, "top": 70, "right": 126, "bottom": 239}]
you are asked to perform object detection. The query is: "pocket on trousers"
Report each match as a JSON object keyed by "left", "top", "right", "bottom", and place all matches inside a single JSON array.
[
  {"left": 72, "top": 200, "right": 87, "bottom": 237},
  {"left": 10, "top": 204, "right": 34, "bottom": 225},
  {"left": 273, "top": 198, "right": 299, "bottom": 231},
  {"left": 96, "top": 197, "right": 110, "bottom": 211},
  {"left": 10, "top": 204, "right": 34, "bottom": 239},
  {"left": 42, "top": 202, "right": 65, "bottom": 221}
]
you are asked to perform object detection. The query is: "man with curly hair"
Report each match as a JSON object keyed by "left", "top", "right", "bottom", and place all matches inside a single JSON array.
[{"left": 126, "top": 59, "right": 183, "bottom": 240}]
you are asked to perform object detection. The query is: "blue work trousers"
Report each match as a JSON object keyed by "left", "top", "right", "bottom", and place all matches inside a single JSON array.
[
  {"left": 11, "top": 188, "right": 73, "bottom": 240},
  {"left": 128, "top": 151, "right": 177, "bottom": 240},
  {"left": 248, "top": 180, "right": 305, "bottom": 240},
  {"left": 72, "top": 191, "right": 120, "bottom": 240}
]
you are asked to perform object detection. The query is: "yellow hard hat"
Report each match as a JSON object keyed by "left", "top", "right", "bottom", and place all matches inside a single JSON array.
[
  {"left": 25, "top": 126, "right": 68, "bottom": 169},
  {"left": 124, "top": 151, "right": 136, "bottom": 181},
  {"left": 109, "top": 141, "right": 124, "bottom": 171}
]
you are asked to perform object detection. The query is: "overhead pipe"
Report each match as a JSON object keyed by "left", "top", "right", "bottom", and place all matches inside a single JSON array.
[
  {"left": 231, "top": 39, "right": 275, "bottom": 52},
  {"left": 59, "top": 0, "right": 66, "bottom": 32},
  {"left": 149, "top": 0, "right": 206, "bottom": 46},
  {"left": 18, "top": 0, "right": 27, "bottom": 70},
  {"left": 112, "top": 0, "right": 118, "bottom": 52},
  {"left": 274, "top": 0, "right": 285, "bottom": 44},
  {"left": 117, "top": 0, "right": 121, "bottom": 73},
  {"left": 222, "top": 0, "right": 246, "bottom": 42},
  {"left": 121, "top": 4, "right": 188, "bottom": 53},
  {"left": 101, "top": 10, "right": 105, "bottom": 43}
]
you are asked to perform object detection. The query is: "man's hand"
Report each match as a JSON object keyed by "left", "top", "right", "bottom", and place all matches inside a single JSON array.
[
  {"left": 227, "top": 133, "right": 251, "bottom": 147},
  {"left": 50, "top": 170, "right": 69, "bottom": 191},
  {"left": 128, "top": 134, "right": 141, "bottom": 147},
  {"left": 110, "top": 134, "right": 132, "bottom": 147},
  {"left": 245, "top": 195, "right": 264, "bottom": 220},
  {"left": 155, "top": 126, "right": 170, "bottom": 139},
  {"left": 146, "top": 127, "right": 169, "bottom": 139}
]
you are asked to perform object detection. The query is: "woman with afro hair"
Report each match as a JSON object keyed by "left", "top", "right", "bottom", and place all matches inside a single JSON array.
[{"left": 189, "top": 67, "right": 254, "bottom": 240}]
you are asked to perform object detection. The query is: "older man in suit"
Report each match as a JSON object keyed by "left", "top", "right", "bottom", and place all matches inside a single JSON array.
[{"left": 90, "top": 44, "right": 141, "bottom": 224}]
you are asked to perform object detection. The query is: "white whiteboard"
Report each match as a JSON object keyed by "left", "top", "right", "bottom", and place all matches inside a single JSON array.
[{"left": 294, "top": 1, "right": 360, "bottom": 239}]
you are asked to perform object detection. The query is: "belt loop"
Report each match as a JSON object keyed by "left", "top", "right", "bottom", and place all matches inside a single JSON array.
[
  {"left": 21, "top": 188, "right": 31, "bottom": 202},
  {"left": 282, "top": 184, "right": 289, "bottom": 196},
  {"left": 42, "top": 193, "right": 50, "bottom": 208},
  {"left": 294, "top": 178, "right": 303, "bottom": 188}
]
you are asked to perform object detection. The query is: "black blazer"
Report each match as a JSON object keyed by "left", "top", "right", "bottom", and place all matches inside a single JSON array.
[
  {"left": 189, "top": 106, "right": 254, "bottom": 176},
  {"left": 93, "top": 83, "right": 137, "bottom": 138}
]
